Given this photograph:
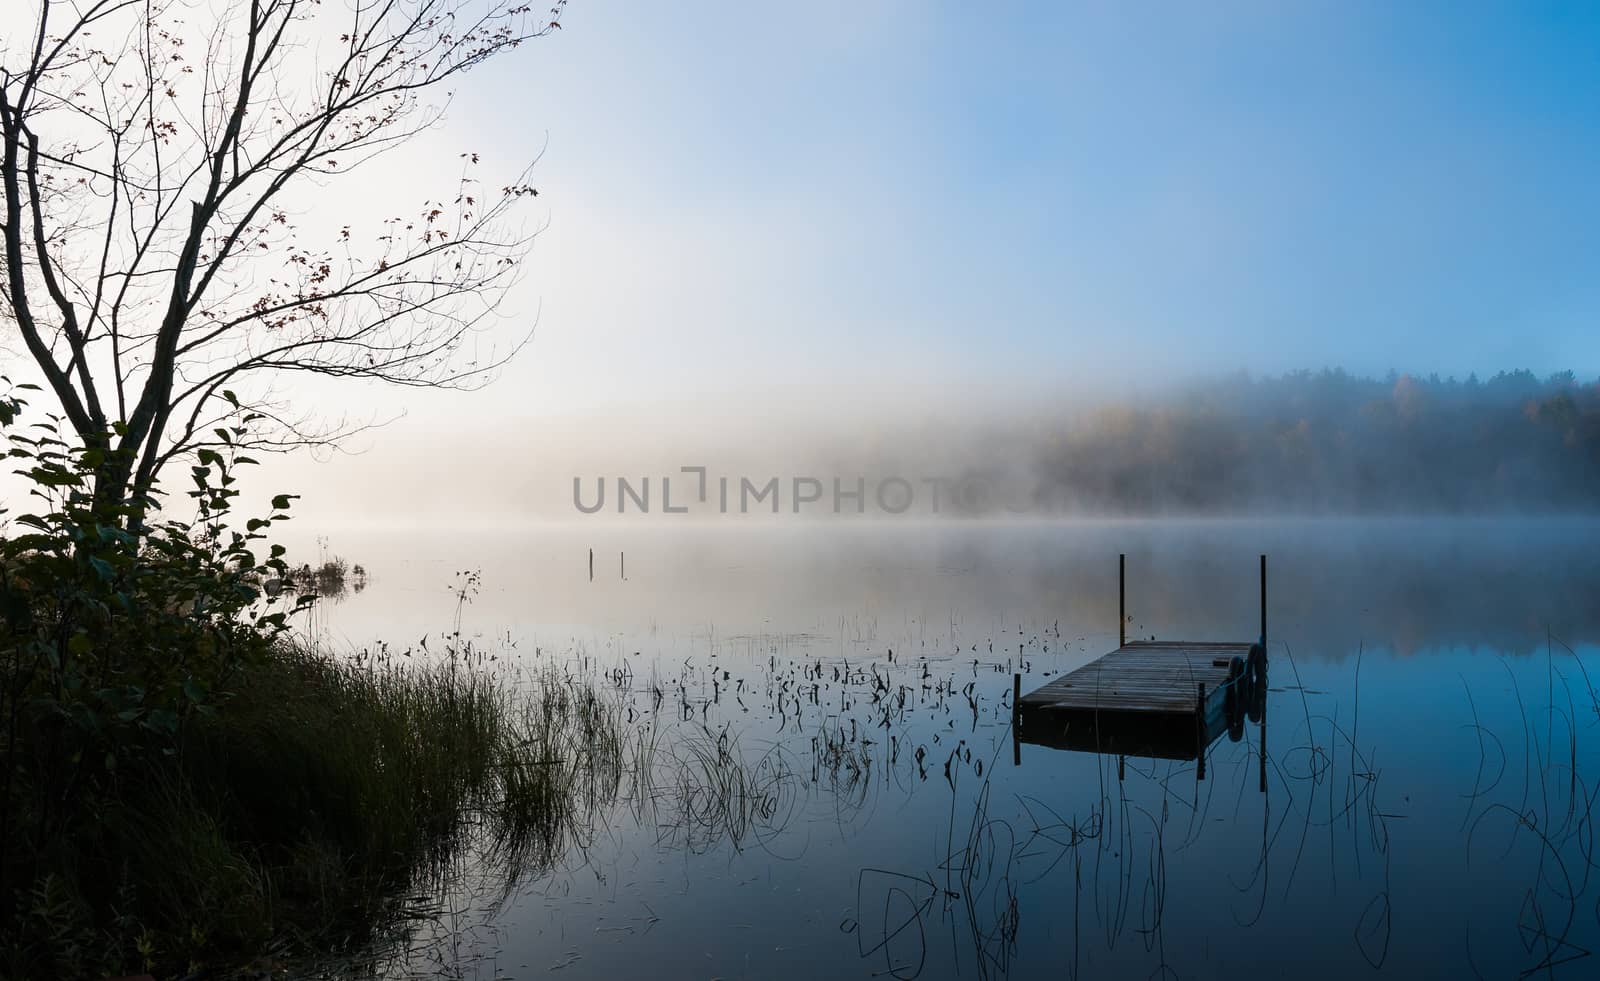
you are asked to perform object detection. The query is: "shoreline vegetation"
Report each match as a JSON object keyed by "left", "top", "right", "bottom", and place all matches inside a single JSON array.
[
  {"left": 5, "top": 642, "right": 629, "bottom": 980},
  {"left": 0, "top": 394, "right": 630, "bottom": 979},
  {"left": 283, "top": 555, "right": 368, "bottom": 602},
  {"left": 0, "top": 384, "right": 794, "bottom": 980}
]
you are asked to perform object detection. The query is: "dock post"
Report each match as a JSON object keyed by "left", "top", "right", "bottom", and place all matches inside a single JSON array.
[
  {"left": 588, "top": 548, "right": 593, "bottom": 582},
  {"left": 1118, "top": 754, "right": 1125, "bottom": 782},
  {"left": 1012, "top": 673, "right": 1022, "bottom": 766},
  {"left": 1259, "top": 554, "right": 1267, "bottom": 650},
  {"left": 1258, "top": 554, "right": 1268, "bottom": 793},
  {"left": 1196, "top": 682, "right": 1207, "bottom": 781},
  {"left": 1119, "top": 553, "right": 1126, "bottom": 647}
]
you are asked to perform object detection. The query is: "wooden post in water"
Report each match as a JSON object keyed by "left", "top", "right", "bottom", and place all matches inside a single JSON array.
[
  {"left": 1012, "top": 673, "right": 1022, "bottom": 766},
  {"left": 1118, "top": 553, "right": 1126, "bottom": 648},
  {"left": 620, "top": 551, "right": 626, "bottom": 580},
  {"left": 1195, "top": 682, "right": 1207, "bottom": 781},
  {"left": 1259, "top": 553, "right": 1268, "bottom": 793},
  {"left": 588, "top": 548, "right": 593, "bottom": 582},
  {"left": 1258, "top": 553, "right": 1268, "bottom": 793},
  {"left": 1259, "top": 553, "right": 1267, "bottom": 650}
]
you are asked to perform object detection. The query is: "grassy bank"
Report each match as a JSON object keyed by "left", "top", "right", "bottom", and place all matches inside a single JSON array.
[
  {"left": 0, "top": 398, "right": 629, "bottom": 979},
  {"left": 1, "top": 640, "right": 628, "bottom": 980}
]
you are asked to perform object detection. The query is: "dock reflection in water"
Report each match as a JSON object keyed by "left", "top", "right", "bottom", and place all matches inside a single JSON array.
[
  {"left": 1017, "top": 554, "right": 1268, "bottom": 785},
  {"left": 296, "top": 521, "right": 1600, "bottom": 980}
]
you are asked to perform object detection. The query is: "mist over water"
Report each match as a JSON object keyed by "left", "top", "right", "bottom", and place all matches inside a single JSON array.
[
  {"left": 286, "top": 516, "right": 1600, "bottom": 979},
  {"left": 273, "top": 369, "right": 1600, "bottom": 525},
  {"left": 292, "top": 517, "right": 1600, "bottom": 660}
]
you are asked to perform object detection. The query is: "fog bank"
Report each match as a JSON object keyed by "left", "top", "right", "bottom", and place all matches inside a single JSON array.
[{"left": 255, "top": 369, "right": 1600, "bottom": 522}]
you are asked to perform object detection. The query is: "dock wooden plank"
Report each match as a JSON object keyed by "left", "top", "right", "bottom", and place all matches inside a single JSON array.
[
  {"left": 1020, "top": 641, "right": 1251, "bottom": 714},
  {"left": 1016, "top": 640, "right": 1254, "bottom": 760},
  {"left": 1014, "top": 554, "right": 1268, "bottom": 771}
]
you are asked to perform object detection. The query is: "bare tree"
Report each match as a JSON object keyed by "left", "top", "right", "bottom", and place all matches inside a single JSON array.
[{"left": 0, "top": 0, "right": 566, "bottom": 518}]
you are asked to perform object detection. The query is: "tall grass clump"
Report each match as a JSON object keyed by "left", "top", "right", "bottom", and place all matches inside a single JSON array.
[
  {"left": 495, "top": 666, "right": 629, "bottom": 868},
  {"left": 0, "top": 386, "right": 626, "bottom": 979}
]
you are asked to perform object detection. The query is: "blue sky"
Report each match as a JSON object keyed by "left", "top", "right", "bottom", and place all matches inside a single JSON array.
[
  {"left": 328, "top": 1, "right": 1600, "bottom": 422},
  {"left": 231, "top": 0, "right": 1600, "bottom": 516},
  {"left": 7, "top": 2, "right": 1598, "bottom": 514}
]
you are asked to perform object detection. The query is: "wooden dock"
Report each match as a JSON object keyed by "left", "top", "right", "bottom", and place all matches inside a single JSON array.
[{"left": 1014, "top": 555, "right": 1267, "bottom": 779}]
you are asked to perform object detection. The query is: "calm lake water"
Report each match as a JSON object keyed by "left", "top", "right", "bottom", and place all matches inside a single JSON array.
[{"left": 288, "top": 518, "right": 1600, "bottom": 980}]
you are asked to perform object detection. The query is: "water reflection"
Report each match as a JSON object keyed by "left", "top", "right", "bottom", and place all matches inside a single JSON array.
[
  {"left": 854, "top": 637, "right": 1600, "bottom": 979},
  {"left": 291, "top": 520, "right": 1600, "bottom": 979}
]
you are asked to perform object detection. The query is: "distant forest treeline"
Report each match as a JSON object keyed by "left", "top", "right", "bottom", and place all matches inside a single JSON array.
[{"left": 1024, "top": 369, "right": 1600, "bottom": 513}]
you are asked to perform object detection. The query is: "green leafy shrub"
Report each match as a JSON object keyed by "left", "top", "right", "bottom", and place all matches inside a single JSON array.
[
  {"left": 0, "top": 379, "right": 310, "bottom": 975},
  {"left": 0, "top": 381, "right": 628, "bottom": 979}
]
